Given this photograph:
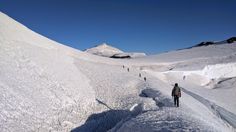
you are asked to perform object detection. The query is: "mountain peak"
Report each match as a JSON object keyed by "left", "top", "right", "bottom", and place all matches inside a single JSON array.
[
  {"left": 95, "top": 43, "right": 115, "bottom": 49},
  {"left": 85, "top": 43, "right": 124, "bottom": 57},
  {"left": 98, "top": 43, "right": 109, "bottom": 47},
  {"left": 85, "top": 43, "right": 146, "bottom": 58}
]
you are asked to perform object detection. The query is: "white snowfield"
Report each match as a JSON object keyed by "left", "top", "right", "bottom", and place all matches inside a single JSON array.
[{"left": 0, "top": 11, "right": 236, "bottom": 132}]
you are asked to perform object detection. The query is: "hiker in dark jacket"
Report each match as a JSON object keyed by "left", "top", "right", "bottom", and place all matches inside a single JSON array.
[
  {"left": 144, "top": 77, "right": 146, "bottom": 81},
  {"left": 171, "top": 83, "right": 181, "bottom": 107},
  {"left": 139, "top": 73, "right": 141, "bottom": 77}
]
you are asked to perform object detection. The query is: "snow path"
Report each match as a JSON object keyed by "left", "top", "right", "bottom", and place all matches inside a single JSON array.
[
  {"left": 181, "top": 87, "right": 236, "bottom": 128},
  {"left": 140, "top": 88, "right": 174, "bottom": 108},
  {"left": 71, "top": 61, "right": 234, "bottom": 131},
  {"left": 112, "top": 87, "right": 221, "bottom": 132},
  {"left": 118, "top": 70, "right": 234, "bottom": 131}
]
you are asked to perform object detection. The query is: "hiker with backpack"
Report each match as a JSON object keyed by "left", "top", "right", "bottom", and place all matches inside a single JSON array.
[
  {"left": 171, "top": 83, "right": 181, "bottom": 107},
  {"left": 139, "top": 73, "right": 141, "bottom": 77}
]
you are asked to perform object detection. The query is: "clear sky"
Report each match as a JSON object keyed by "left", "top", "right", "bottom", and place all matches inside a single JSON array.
[{"left": 0, "top": 0, "right": 236, "bottom": 54}]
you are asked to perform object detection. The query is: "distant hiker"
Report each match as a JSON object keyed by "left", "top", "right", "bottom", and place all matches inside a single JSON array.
[
  {"left": 127, "top": 68, "right": 130, "bottom": 72},
  {"left": 144, "top": 77, "right": 146, "bottom": 81},
  {"left": 139, "top": 73, "right": 141, "bottom": 77},
  {"left": 123, "top": 65, "right": 125, "bottom": 69},
  {"left": 183, "top": 76, "right": 186, "bottom": 80},
  {"left": 171, "top": 83, "right": 181, "bottom": 107}
]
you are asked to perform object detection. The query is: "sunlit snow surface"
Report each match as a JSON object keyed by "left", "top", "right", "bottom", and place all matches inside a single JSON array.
[{"left": 0, "top": 12, "right": 236, "bottom": 132}]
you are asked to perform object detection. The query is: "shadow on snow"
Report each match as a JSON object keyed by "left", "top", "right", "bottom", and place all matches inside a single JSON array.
[
  {"left": 71, "top": 99, "right": 132, "bottom": 132},
  {"left": 72, "top": 88, "right": 176, "bottom": 132},
  {"left": 71, "top": 109, "right": 131, "bottom": 132},
  {"left": 139, "top": 88, "right": 174, "bottom": 108}
]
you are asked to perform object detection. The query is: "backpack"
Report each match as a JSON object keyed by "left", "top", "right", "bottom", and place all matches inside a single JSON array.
[{"left": 174, "top": 86, "right": 181, "bottom": 97}]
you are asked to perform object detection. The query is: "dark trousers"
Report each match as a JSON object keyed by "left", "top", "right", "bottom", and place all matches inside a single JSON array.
[{"left": 174, "top": 96, "right": 179, "bottom": 107}]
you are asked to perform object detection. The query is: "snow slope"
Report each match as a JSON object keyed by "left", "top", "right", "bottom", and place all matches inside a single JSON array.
[
  {"left": 0, "top": 12, "right": 100, "bottom": 131},
  {"left": 0, "top": 12, "right": 152, "bottom": 132},
  {"left": 135, "top": 42, "right": 236, "bottom": 63},
  {"left": 0, "top": 11, "right": 235, "bottom": 132}
]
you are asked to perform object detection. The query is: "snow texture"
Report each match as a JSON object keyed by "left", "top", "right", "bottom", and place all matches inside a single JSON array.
[{"left": 0, "top": 11, "right": 236, "bottom": 132}]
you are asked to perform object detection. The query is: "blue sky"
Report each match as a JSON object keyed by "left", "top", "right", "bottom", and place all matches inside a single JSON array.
[{"left": 1, "top": 0, "right": 236, "bottom": 54}]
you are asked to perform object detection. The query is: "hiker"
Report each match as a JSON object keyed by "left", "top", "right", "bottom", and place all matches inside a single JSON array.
[
  {"left": 144, "top": 77, "right": 146, "bottom": 81},
  {"left": 171, "top": 83, "right": 181, "bottom": 107},
  {"left": 123, "top": 65, "right": 125, "bottom": 69},
  {"left": 139, "top": 73, "right": 141, "bottom": 77},
  {"left": 127, "top": 68, "right": 129, "bottom": 72}
]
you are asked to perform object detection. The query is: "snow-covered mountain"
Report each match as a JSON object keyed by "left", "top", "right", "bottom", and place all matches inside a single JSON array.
[
  {"left": 85, "top": 43, "right": 146, "bottom": 58},
  {"left": 182, "top": 37, "right": 236, "bottom": 49},
  {"left": 1, "top": 11, "right": 236, "bottom": 132},
  {"left": 85, "top": 43, "right": 124, "bottom": 57}
]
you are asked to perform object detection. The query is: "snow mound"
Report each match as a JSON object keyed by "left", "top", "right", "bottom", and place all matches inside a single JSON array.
[
  {"left": 115, "top": 108, "right": 222, "bottom": 132},
  {"left": 85, "top": 43, "right": 146, "bottom": 58},
  {"left": 85, "top": 43, "right": 124, "bottom": 57}
]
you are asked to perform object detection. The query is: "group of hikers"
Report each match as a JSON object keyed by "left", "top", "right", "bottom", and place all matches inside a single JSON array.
[
  {"left": 122, "top": 65, "right": 181, "bottom": 107},
  {"left": 122, "top": 65, "right": 147, "bottom": 82}
]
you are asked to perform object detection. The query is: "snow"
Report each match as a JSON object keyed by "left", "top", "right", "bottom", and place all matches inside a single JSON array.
[
  {"left": 1, "top": 11, "right": 236, "bottom": 132},
  {"left": 202, "top": 62, "right": 236, "bottom": 79},
  {"left": 85, "top": 43, "right": 146, "bottom": 58},
  {"left": 134, "top": 42, "right": 236, "bottom": 64},
  {"left": 0, "top": 12, "right": 96, "bottom": 131},
  {"left": 85, "top": 43, "right": 124, "bottom": 57},
  {"left": 115, "top": 108, "right": 220, "bottom": 132}
]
